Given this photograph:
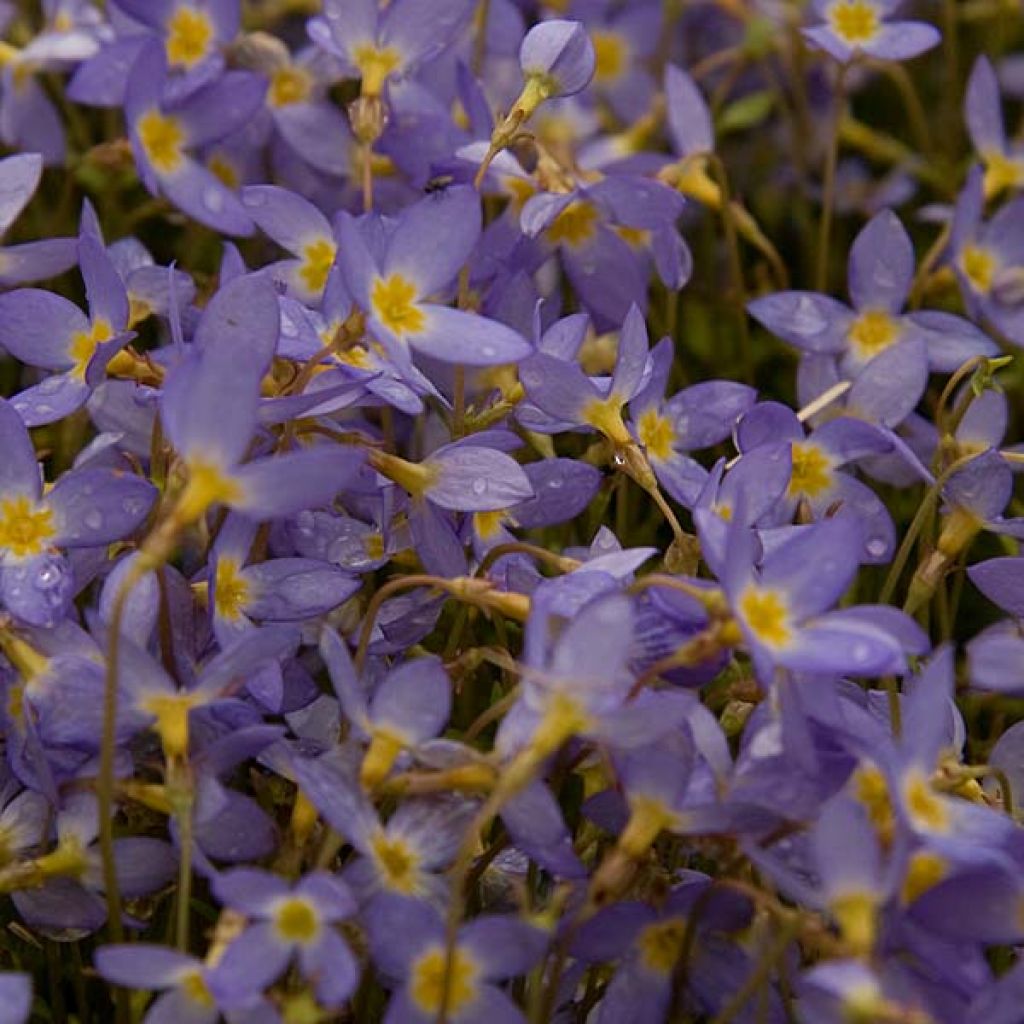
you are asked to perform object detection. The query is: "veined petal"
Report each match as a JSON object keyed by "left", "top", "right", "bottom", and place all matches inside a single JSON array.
[
  {"left": 384, "top": 186, "right": 481, "bottom": 297},
  {"left": 424, "top": 445, "right": 533, "bottom": 512},
  {"left": 232, "top": 447, "right": 365, "bottom": 520},
  {"left": 0, "top": 288, "right": 88, "bottom": 370},
  {"left": 47, "top": 469, "right": 155, "bottom": 547},
  {"left": 405, "top": 305, "right": 532, "bottom": 366}
]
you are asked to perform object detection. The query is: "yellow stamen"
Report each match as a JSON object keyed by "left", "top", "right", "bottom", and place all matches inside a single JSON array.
[
  {"left": 213, "top": 558, "right": 250, "bottom": 622},
  {"left": 370, "top": 274, "right": 425, "bottom": 336},
  {"left": 847, "top": 309, "right": 900, "bottom": 360},
  {"left": 787, "top": 442, "right": 833, "bottom": 499},
  {"left": 298, "top": 238, "right": 336, "bottom": 295},
  {"left": 738, "top": 586, "right": 791, "bottom": 648},
  {"left": 137, "top": 110, "right": 186, "bottom": 175},
  {"left": 0, "top": 496, "right": 56, "bottom": 559},
  {"left": 410, "top": 946, "right": 479, "bottom": 1017},
  {"left": 637, "top": 408, "right": 675, "bottom": 461},
  {"left": 273, "top": 896, "right": 320, "bottom": 944},
  {"left": 353, "top": 44, "right": 401, "bottom": 98},
  {"left": 68, "top": 318, "right": 114, "bottom": 379},
  {"left": 269, "top": 65, "right": 313, "bottom": 108},
  {"left": 370, "top": 830, "right": 420, "bottom": 895},
  {"left": 591, "top": 30, "right": 627, "bottom": 82},
  {"left": 546, "top": 201, "right": 599, "bottom": 248},
  {"left": 166, "top": 6, "right": 214, "bottom": 69},
  {"left": 828, "top": 1, "right": 881, "bottom": 45}
]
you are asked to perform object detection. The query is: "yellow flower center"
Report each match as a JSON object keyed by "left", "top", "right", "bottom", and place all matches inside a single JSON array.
[
  {"left": 335, "top": 344, "right": 373, "bottom": 370},
  {"left": 848, "top": 309, "right": 900, "bottom": 360},
  {"left": 298, "top": 238, "right": 336, "bottom": 295},
  {"left": 371, "top": 274, "right": 425, "bottom": 336},
  {"left": 370, "top": 831, "right": 420, "bottom": 894},
  {"left": 0, "top": 496, "right": 56, "bottom": 559},
  {"left": 738, "top": 586, "right": 792, "bottom": 648},
  {"left": 207, "top": 152, "right": 240, "bottom": 190},
  {"left": 852, "top": 762, "right": 895, "bottom": 847},
  {"left": 828, "top": 1, "right": 880, "bottom": 45},
  {"left": 67, "top": 318, "right": 114, "bottom": 379},
  {"left": 903, "top": 771, "right": 950, "bottom": 833},
  {"left": 214, "top": 557, "right": 250, "bottom": 621},
  {"left": 353, "top": 43, "right": 401, "bottom": 98},
  {"left": 137, "top": 110, "right": 186, "bottom": 175},
  {"left": 637, "top": 917, "right": 686, "bottom": 975},
  {"left": 274, "top": 896, "right": 320, "bottom": 944},
  {"left": 900, "top": 850, "right": 947, "bottom": 905},
  {"left": 166, "top": 6, "right": 214, "bottom": 69},
  {"left": 982, "top": 151, "right": 1024, "bottom": 199},
  {"left": 410, "top": 946, "right": 479, "bottom": 1017},
  {"left": 473, "top": 510, "right": 507, "bottom": 540},
  {"left": 591, "top": 30, "right": 627, "bottom": 82},
  {"left": 637, "top": 408, "right": 675, "bottom": 461},
  {"left": 960, "top": 243, "right": 998, "bottom": 295},
  {"left": 581, "top": 395, "right": 633, "bottom": 445},
  {"left": 830, "top": 891, "right": 877, "bottom": 956},
  {"left": 178, "top": 460, "right": 244, "bottom": 523},
  {"left": 546, "top": 201, "right": 599, "bottom": 248},
  {"left": 505, "top": 177, "right": 536, "bottom": 211},
  {"left": 180, "top": 971, "right": 215, "bottom": 1009},
  {"left": 141, "top": 692, "right": 202, "bottom": 759},
  {"left": 616, "top": 225, "right": 651, "bottom": 249},
  {"left": 269, "top": 65, "right": 313, "bottom": 108},
  {"left": 787, "top": 442, "right": 833, "bottom": 499}
]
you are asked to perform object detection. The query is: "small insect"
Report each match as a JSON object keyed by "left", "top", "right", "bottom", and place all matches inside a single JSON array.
[{"left": 424, "top": 174, "right": 455, "bottom": 194}]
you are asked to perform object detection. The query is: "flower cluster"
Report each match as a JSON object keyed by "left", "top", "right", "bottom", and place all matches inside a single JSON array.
[{"left": 0, "top": 2, "right": 1021, "bottom": 1023}]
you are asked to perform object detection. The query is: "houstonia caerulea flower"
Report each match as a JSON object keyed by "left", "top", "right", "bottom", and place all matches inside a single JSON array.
[
  {"left": 965, "top": 56, "right": 1024, "bottom": 200},
  {"left": 157, "top": 274, "right": 366, "bottom": 531},
  {"left": 240, "top": 184, "right": 337, "bottom": 303},
  {"left": 319, "top": 625, "right": 451, "bottom": 789},
  {"left": 0, "top": 229, "right": 131, "bottom": 427},
  {"left": 125, "top": 40, "right": 266, "bottom": 235},
  {"left": 116, "top": 0, "right": 238, "bottom": 84},
  {"left": 308, "top": 0, "right": 474, "bottom": 99},
  {"left": 365, "top": 893, "right": 547, "bottom": 1024},
  {"left": 518, "top": 303, "right": 652, "bottom": 447},
  {"left": 748, "top": 209, "right": 998, "bottom": 380},
  {"left": 735, "top": 401, "right": 898, "bottom": 563},
  {"left": 290, "top": 754, "right": 477, "bottom": 908},
  {"left": 629, "top": 335, "right": 756, "bottom": 507},
  {"left": 0, "top": 398, "right": 155, "bottom": 627},
  {"left": 494, "top": 593, "right": 693, "bottom": 797},
  {"left": 947, "top": 165, "right": 1024, "bottom": 346},
  {"left": 515, "top": 176, "right": 690, "bottom": 329},
  {"left": 106, "top": 620, "right": 298, "bottom": 760},
  {"left": 702, "top": 513, "right": 913, "bottom": 684},
  {"left": 95, "top": 946, "right": 224, "bottom": 1024},
  {"left": 207, "top": 515, "right": 359, "bottom": 645},
  {"left": 801, "top": 1, "right": 940, "bottom": 64},
  {"left": 335, "top": 186, "right": 532, "bottom": 376},
  {"left": 209, "top": 868, "right": 358, "bottom": 1010},
  {"left": 0, "top": 152, "right": 76, "bottom": 284}
]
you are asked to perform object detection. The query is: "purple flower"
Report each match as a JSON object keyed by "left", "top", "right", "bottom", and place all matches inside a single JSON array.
[
  {"left": 802, "top": 1, "right": 940, "bottom": 64},
  {"left": 365, "top": 893, "right": 547, "bottom": 1023},
  {"left": 335, "top": 186, "right": 532, "bottom": 374},
  {"left": 308, "top": 0, "right": 474, "bottom": 98},
  {"left": 95, "top": 945, "right": 222, "bottom": 1024},
  {"left": 0, "top": 397, "right": 154, "bottom": 626},
  {"left": 210, "top": 868, "right": 358, "bottom": 1010},
  {"left": 965, "top": 56, "right": 1024, "bottom": 200},
  {"left": 125, "top": 39, "right": 265, "bottom": 235}
]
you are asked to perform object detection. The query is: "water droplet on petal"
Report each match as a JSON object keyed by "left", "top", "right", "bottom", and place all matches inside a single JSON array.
[
  {"left": 866, "top": 538, "right": 886, "bottom": 558},
  {"left": 203, "top": 188, "right": 225, "bottom": 213},
  {"left": 472, "top": 478, "right": 487, "bottom": 496},
  {"left": 792, "top": 295, "right": 828, "bottom": 335},
  {"left": 84, "top": 509, "right": 103, "bottom": 531},
  {"left": 548, "top": 477, "right": 563, "bottom": 489}
]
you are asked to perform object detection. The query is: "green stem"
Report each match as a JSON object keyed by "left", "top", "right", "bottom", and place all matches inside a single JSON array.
[{"left": 815, "top": 63, "right": 848, "bottom": 293}]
